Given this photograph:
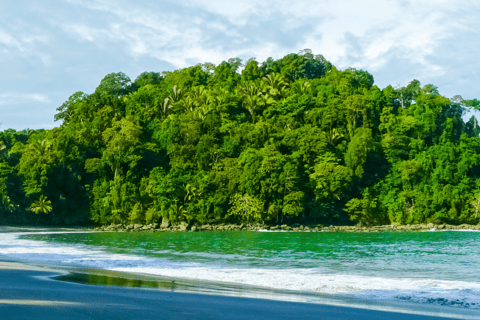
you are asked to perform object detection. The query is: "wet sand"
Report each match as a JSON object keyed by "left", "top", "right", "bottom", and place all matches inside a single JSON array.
[
  {"left": 0, "top": 226, "right": 476, "bottom": 319},
  {"left": 0, "top": 258, "right": 470, "bottom": 320}
]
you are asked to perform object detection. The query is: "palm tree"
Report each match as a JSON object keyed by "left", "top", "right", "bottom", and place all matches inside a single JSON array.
[
  {"left": 237, "top": 84, "right": 262, "bottom": 123},
  {"left": 0, "top": 141, "right": 6, "bottom": 161},
  {"left": 190, "top": 86, "right": 207, "bottom": 104},
  {"left": 262, "top": 72, "right": 289, "bottom": 99},
  {"left": 160, "top": 97, "right": 172, "bottom": 117},
  {"left": 30, "top": 195, "right": 52, "bottom": 225},
  {"left": 292, "top": 81, "right": 311, "bottom": 95},
  {"left": 169, "top": 85, "right": 183, "bottom": 103},
  {"left": 29, "top": 140, "right": 50, "bottom": 157}
]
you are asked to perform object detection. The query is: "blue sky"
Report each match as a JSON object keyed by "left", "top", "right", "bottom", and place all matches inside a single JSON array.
[{"left": 1, "top": 0, "right": 479, "bottom": 130}]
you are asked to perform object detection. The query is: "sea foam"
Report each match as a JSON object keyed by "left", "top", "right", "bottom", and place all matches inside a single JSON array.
[{"left": 1, "top": 231, "right": 480, "bottom": 310}]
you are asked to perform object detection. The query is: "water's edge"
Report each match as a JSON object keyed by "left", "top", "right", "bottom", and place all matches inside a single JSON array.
[{"left": 1, "top": 228, "right": 480, "bottom": 319}]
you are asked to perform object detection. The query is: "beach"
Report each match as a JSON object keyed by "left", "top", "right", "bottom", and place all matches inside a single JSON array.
[
  {"left": 1, "top": 227, "right": 479, "bottom": 319},
  {"left": 0, "top": 258, "right": 467, "bottom": 320}
]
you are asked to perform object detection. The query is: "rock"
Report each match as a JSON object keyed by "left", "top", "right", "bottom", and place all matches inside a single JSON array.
[
  {"left": 427, "top": 223, "right": 434, "bottom": 228},
  {"left": 133, "top": 224, "right": 143, "bottom": 230},
  {"left": 161, "top": 219, "right": 170, "bottom": 228},
  {"left": 190, "top": 226, "right": 197, "bottom": 232},
  {"left": 178, "top": 222, "right": 189, "bottom": 232}
]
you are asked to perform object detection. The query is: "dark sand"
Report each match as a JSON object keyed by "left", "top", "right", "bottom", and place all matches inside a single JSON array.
[
  {"left": 1, "top": 259, "right": 472, "bottom": 320},
  {"left": 0, "top": 227, "right": 477, "bottom": 319}
]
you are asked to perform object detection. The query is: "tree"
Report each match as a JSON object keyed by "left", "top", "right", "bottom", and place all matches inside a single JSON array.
[
  {"left": 134, "top": 71, "right": 163, "bottom": 87},
  {"left": 30, "top": 195, "right": 52, "bottom": 225},
  {"left": 262, "top": 72, "right": 289, "bottom": 100},
  {"left": 228, "top": 193, "right": 264, "bottom": 222},
  {"left": 95, "top": 72, "right": 132, "bottom": 97},
  {"left": 469, "top": 191, "right": 480, "bottom": 220},
  {"left": 101, "top": 117, "right": 142, "bottom": 178},
  {"left": 242, "top": 58, "right": 263, "bottom": 82},
  {"left": 344, "top": 188, "right": 380, "bottom": 225},
  {"left": 54, "top": 91, "right": 88, "bottom": 124}
]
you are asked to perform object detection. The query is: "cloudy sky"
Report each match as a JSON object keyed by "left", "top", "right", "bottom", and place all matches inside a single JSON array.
[{"left": 1, "top": 0, "right": 479, "bottom": 130}]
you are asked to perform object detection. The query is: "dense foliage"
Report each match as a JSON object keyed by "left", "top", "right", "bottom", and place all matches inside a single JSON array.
[{"left": 2, "top": 50, "right": 480, "bottom": 226}]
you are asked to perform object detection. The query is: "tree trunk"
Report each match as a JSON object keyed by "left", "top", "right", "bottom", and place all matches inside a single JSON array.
[{"left": 36, "top": 213, "right": 42, "bottom": 225}]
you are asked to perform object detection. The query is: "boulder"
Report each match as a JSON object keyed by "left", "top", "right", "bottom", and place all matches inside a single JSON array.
[
  {"left": 178, "top": 222, "right": 189, "bottom": 232},
  {"left": 161, "top": 219, "right": 171, "bottom": 228}
]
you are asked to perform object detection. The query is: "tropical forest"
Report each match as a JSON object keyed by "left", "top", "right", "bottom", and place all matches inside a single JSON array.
[{"left": 1, "top": 50, "right": 480, "bottom": 227}]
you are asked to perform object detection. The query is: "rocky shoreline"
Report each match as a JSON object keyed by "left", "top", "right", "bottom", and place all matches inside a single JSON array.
[{"left": 92, "top": 222, "right": 480, "bottom": 233}]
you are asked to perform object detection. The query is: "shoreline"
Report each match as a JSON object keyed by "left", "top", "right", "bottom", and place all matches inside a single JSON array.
[
  {"left": 1, "top": 226, "right": 480, "bottom": 319},
  {"left": 0, "top": 255, "right": 476, "bottom": 319},
  {"left": 2, "top": 222, "right": 480, "bottom": 234},
  {"left": 92, "top": 222, "right": 480, "bottom": 233}
]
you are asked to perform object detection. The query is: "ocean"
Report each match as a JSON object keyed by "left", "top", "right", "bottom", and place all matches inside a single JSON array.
[{"left": 1, "top": 229, "right": 479, "bottom": 317}]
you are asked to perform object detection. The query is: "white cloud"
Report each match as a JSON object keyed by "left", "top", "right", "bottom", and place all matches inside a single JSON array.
[
  {"left": 84, "top": 0, "right": 477, "bottom": 79},
  {"left": 1, "top": 0, "right": 479, "bottom": 129},
  {"left": 0, "top": 24, "right": 51, "bottom": 66},
  {"left": 0, "top": 94, "right": 50, "bottom": 105},
  {"left": 0, "top": 29, "right": 21, "bottom": 49}
]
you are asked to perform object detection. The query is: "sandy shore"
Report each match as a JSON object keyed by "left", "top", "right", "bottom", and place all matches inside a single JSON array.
[
  {"left": 1, "top": 257, "right": 473, "bottom": 320},
  {"left": 0, "top": 226, "right": 477, "bottom": 319}
]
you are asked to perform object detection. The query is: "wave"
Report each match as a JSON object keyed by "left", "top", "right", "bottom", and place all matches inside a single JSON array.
[{"left": 1, "top": 232, "right": 480, "bottom": 310}]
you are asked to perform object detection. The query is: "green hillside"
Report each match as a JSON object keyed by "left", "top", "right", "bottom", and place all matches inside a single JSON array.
[{"left": 1, "top": 50, "right": 480, "bottom": 226}]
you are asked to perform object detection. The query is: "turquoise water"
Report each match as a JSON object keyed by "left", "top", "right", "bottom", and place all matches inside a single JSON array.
[
  {"left": 1, "top": 230, "right": 480, "bottom": 312},
  {"left": 21, "top": 231, "right": 480, "bottom": 281}
]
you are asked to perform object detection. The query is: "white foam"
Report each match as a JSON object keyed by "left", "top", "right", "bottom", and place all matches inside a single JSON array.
[
  {"left": 2, "top": 231, "right": 480, "bottom": 309},
  {"left": 443, "top": 229, "right": 480, "bottom": 233}
]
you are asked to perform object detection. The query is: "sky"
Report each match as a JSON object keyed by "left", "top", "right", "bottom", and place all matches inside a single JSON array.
[{"left": 1, "top": 0, "right": 479, "bottom": 130}]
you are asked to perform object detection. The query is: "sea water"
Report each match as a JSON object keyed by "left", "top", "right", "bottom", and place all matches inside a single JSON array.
[{"left": 1, "top": 230, "right": 480, "bottom": 315}]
